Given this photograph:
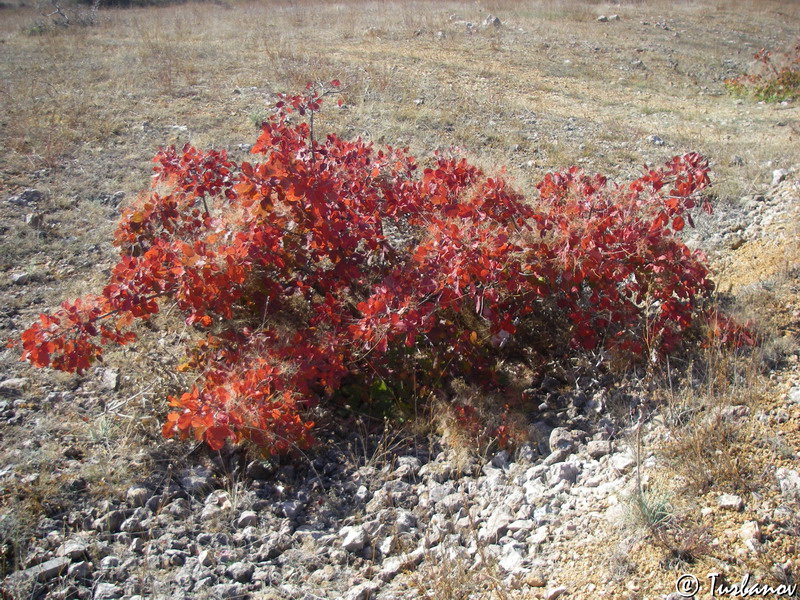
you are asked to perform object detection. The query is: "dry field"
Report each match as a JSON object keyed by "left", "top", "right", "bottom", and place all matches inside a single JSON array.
[{"left": 1, "top": 0, "right": 799, "bottom": 598}]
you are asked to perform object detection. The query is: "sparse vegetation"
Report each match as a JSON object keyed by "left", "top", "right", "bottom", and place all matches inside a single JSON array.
[{"left": 725, "top": 41, "right": 800, "bottom": 103}]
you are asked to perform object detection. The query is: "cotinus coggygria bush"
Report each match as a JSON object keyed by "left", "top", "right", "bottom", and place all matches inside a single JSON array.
[{"left": 15, "top": 83, "right": 752, "bottom": 454}]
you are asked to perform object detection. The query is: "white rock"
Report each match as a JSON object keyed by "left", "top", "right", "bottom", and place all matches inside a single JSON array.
[
  {"left": 101, "top": 369, "right": 119, "bottom": 391},
  {"left": 717, "top": 493, "right": 744, "bottom": 511},
  {"left": 345, "top": 581, "right": 380, "bottom": 600},
  {"left": 547, "top": 462, "right": 580, "bottom": 484},
  {"left": 396, "top": 510, "right": 416, "bottom": 532},
  {"left": 508, "top": 519, "right": 534, "bottom": 532},
  {"left": 57, "top": 539, "right": 88, "bottom": 560},
  {"left": 740, "top": 520, "right": 761, "bottom": 543},
  {"left": 546, "top": 586, "right": 567, "bottom": 600},
  {"left": 586, "top": 440, "right": 611, "bottom": 458},
  {"left": 378, "top": 547, "right": 424, "bottom": 582},
  {"left": 609, "top": 453, "right": 636, "bottom": 473},
  {"left": 772, "top": 169, "right": 789, "bottom": 186},
  {"left": 438, "top": 493, "right": 466, "bottom": 514},
  {"left": 549, "top": 428, "right": 582, "bottom": 454},
  {"left": 0, "top": 378, "right": 28, "bottom": 392},
  {"left": 198, "top": 549, "right": 215, "bottom": 567},
  {"left": 787, "top": 387, "right": 800, "bottom": 404},
  {"left": 529, "top": 525, "right": 549, "bottom": 545},
  {"left": 340, "top": 526, "right": 368, "bottom": 552},
  {"left": 499, "top": 549, "right": 525, "bottom": 572},
  {"left": 478, "top": 508, "right": 513, "bottom": 543},
  {"left": 236, "top": 510, "right": 258, "bottom": 528},
  {"left": 94, "top": 583, "right": 123, "bottom": 599},
  {"left": 776, "top": 468, "right": 800, "bottom": 500}
]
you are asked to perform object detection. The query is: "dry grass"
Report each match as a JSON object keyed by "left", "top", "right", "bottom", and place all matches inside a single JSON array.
[{"left": 2, "top": 0, "right": 799, "bottom": 196}]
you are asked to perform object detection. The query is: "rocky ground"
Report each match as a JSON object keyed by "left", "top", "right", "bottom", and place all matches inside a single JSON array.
[
  {"left": 1, "top": 174, "right": 798, "bottom": 600},
  {"left": 1, "top": 1, "right": 799, "bottom": 599}
]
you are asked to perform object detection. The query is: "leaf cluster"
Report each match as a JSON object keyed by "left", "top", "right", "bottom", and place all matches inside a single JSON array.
[{"left": 14, "top": 83, "right": 752, "bottom": 453}]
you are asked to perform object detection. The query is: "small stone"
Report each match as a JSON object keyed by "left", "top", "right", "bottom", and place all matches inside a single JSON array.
[
  {"left": 10, "top": 273, "right": 29, "bottom": 285},
  {"left": 740, "top": 520, "right": 761, "bottom": 543},
  {"left": 788, "top": 387, "right": 800, "bottom": 404},
  {"left": 717, "top": 493, "right": 744, "bottom": 511},
  {"left": 129, "top": 538, "right": 144, "bottom": 554},
  {"left": 393, "top": 456, "right": 421, "bottom": 480},
  {"left": 379, "top": 535, "right": 394, "bottom": 556},
  {"left": 772, "top": 169, "right": 789, "bottom": 186},
  {"left": 101, "top": 369, "right": 119, "bottom": 391},
  {"left": 355, "top": 485, "right": 370, "bottom": 502},
  {"left": 67, "top": 561, "right": 93, "bottom": 579},
  {"left": 547, "top": 462, "right": 580, "bottom": 484},
  {"left": 776, "top": 468, "right": 800, "bottom": 500},
  {"left": 125, "top": 485, "right": 149, "bottom": 507},
  {"left": 94, "top": 511, "right": 125, "bottom": 534},
  {"left": 211, "top": 583, "right": 247, "bottom": 599},
  {"left": 93, "top": 583, "right": 124, "bottom": 599},
  {"left": 201, "top": 490, "right": 232, "bottom": 520},
  {"left": 508, "top": 519, "right": 534, "bottom": 532},
  {"left": 340, "top": 526, "right": 368, "bottom": 552},
  {"left": 226, "top": 561, "right": 255, "bottom": 583},
  {"left": 546, "top": 586, "right": 567, "bottom": 600},
  {"left": 396, "top": 510, "right": 416, "bottom": 532},
  {"left": 587, "top": 440, "right": 611, "bottom": 458},
  {"left": 609, "top": 453, "right": 636, "bottom": 473},
  {"left": 0, "top": 378, "right": 28, "bottom": 394},
  {"left": 99, "top": 556, "right": 120, "bottom": 570},
  {"left": 378, "top": 548, "right": 424, "bottom": 582},
  {"left": 527, "top": 573, "right": 546, "bottom": 587},
  {"left": 549, "top": 428, "right": 582, "bottom": 454},
  {"left": 245, "top": 460, "right": 273, "bottom": 480},
  {"left": 236, "top": 510, "right": 258, "bottom": 528},
  {"left": 499, "top": 549, "right": 525, "bottom": 572},
  {"left": 9, "top": 557, "right": 69, "bottom": 583},
  {"left": 438, "top": 493, "right": 466, "bottom": 514},
  {"left": 167, "top": 497, "right": 191, "bottom": 519},
  {"left": 120, "top": 517, "right": 144, "bottom": 534},
  {"left": 279, "top": 499, "right": 304, "bottom": 520},
  {"left": 345, "top": 581, "right": 380, "bottom": 600},
  {"left": 57, "top": 539, "right": 88, "bottom": 561},
  {"left": 491, "top": 449, "right": 510, "bottom": 468},
  {"left": 478, "top": 508, "right": 513, "bottom": 543}
]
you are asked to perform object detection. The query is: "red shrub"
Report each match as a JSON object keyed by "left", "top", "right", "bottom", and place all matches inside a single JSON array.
[{"left": 15, "top": 83, "right": 749, "bottom": 453}]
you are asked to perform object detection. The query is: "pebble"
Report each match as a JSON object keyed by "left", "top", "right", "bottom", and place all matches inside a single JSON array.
[{"left": 717, "top": 493, "right": 744, "bottom": 511}]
